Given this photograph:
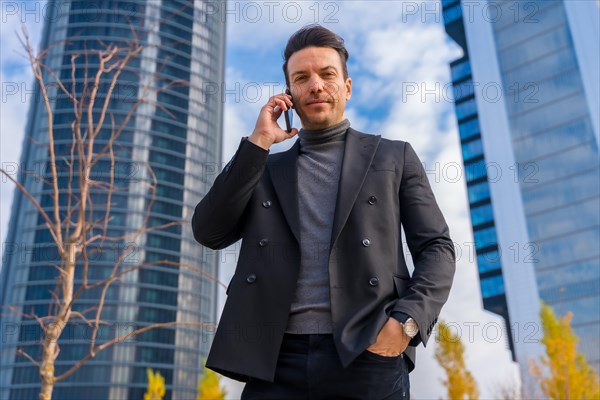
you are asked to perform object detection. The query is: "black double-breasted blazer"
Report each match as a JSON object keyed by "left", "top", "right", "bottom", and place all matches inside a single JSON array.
[{"left": 192, "top": 127, "right": 456, "bottom": 382}]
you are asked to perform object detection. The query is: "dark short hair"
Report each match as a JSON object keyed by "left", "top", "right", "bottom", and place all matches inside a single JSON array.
[{"left": 283, "top": 24, "right": 349, "bottom": 87}]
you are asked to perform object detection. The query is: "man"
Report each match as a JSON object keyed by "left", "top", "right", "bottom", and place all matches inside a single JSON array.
[{"left": 192, "top": 25, "right": 455, "bottom": 399}]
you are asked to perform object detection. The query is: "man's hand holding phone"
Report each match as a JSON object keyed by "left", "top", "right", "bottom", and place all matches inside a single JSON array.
[{"left": 248, "top": 92, "right": 298, "bottom": 150}]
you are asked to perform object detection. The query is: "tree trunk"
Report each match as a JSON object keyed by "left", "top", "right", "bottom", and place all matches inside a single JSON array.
[
  {"left": 39, "top": 241, "right": 77, "bottom": 400},
  {"left": 39, "top": 342, "right": 57, "bottom": 400}
]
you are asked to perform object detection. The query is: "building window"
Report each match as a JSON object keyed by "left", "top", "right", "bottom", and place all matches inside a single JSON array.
[
  {"left": 138, "top": 288, "right": 178, "bottom": 306},
  {"left": 465, "top": 159, "right": 490, "bottom": 182},
  {"left": 471, "top": 203, "right": 494, "bottom": 227},
  {"left": 474, "top": 226, "right": 498, "bottom": 249},
  {"left": 477, "top": 250, "right": 501, "bottom": 273},
  {"left": 468, "top": 181, "right": 491, "bottom": 204},
  {"left": 139, "top": 269, "right": 179, "bottom": 287},
  {"left": 455, "top": 98, "right": 477, "bottom": 120},
  {"left": 443, "top": 3, "right": 462, "bottom": 24},
  {"left": 461, "top": 138, "right": 484, "bottom": 161},
  {"left": 453, "top": 79, "right": 476, "bottom": 102},
  {"left": 147, "top": 234, "right": 181, "bottom": 252},
  {"left": 137, "top": 346, "right": 175, "bottom": 364},
  {"left": 481, "top": 274, "right": 505, "bottom": 298},
  {"left": 451, "top": 59, "right": 472, "bottom": 83}
]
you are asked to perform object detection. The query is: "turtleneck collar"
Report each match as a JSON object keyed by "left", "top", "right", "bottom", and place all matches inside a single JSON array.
[{"left": 298, "top": 119, "right": 350, "bottom": 146}]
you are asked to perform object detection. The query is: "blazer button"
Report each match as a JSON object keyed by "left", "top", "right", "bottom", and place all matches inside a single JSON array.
[
  {"left": 259, "top": 238, "right": 269, "bottom": 247},
  {"left": 246, "top": 274, "right": 257, "bottom": 284},
  {"left": 362, "top": 238, "right": 371, "bottom": 247},
  {"left": 262, "top": 200, "right": 272, "bottom": 208},
  {"left": 368, "top": 196, "right": 377, "bottom": 205},
  {"left": 369, "top": 277, "right": 379, "bottom": 286}
]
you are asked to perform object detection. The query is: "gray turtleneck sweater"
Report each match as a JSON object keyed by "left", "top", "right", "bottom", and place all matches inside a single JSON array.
[{"left": 285, "top": 118, "right": 350, "bottom": 334}]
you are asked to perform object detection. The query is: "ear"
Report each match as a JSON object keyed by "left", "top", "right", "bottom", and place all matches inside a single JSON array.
[{"left": 345, "top": 77, "right": 352, "bottom": 100}]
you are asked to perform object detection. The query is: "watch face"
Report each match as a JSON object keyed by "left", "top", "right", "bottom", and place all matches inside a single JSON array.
[{"left": 404, "top": 318, "right": 418, "bottom": 338}]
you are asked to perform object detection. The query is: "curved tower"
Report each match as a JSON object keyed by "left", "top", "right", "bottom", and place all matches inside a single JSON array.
[{"left": 0, "top": 1, "right": 226, "bottom": 398}]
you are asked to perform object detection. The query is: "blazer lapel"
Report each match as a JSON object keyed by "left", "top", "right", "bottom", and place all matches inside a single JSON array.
[
  {"left": 267, "top": 140, "right": 301, "bottom": 244},
  {"left": 330, "top": 128, "right": 381, "bottom": 248}
]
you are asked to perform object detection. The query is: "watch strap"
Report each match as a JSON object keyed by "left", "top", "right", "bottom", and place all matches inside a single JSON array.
[{"left": 390, "top": 311, "right": 410, "bottom": 324}]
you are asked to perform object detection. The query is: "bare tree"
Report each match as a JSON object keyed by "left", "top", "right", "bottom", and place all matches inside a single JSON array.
[{"left": 1, "top": 5, "right": 222, "bottom": 399}]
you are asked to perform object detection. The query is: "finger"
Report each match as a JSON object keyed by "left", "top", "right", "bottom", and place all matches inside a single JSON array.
[
  {"left": 273, "top": 97, "right": 289, "bottom": 111},
  {"left": 271, "top": 106, "right": 283, "bottom": 119},
  {"left": 283, "top": 94, "right": 293, "bottom": 108},
  {"left": 268, "top": 94, "right": 292, "bottom": 111},
  {"left": 286, "top": 128, "right": 299, "bottom": 138},
  {"left": 265, "top": 96, "right": 281, "bottom": 110}
]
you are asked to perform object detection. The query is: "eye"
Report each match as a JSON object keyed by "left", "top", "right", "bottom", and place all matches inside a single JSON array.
[{"left": 294, "top": 75, "right": 307, "bottom": 83}]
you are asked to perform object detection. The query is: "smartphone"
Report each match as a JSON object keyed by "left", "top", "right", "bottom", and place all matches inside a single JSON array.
[{"left": 284, "top": 88, "right": 293, "bottom": 133}]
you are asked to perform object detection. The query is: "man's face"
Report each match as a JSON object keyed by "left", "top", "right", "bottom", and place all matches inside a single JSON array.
[{"left": 287, "top": 46, "right": 352, "bottom": 131}]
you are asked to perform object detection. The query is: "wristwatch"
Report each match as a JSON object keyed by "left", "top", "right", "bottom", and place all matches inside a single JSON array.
[
  {"left": 391, "top": 311, "right": 420, "bottom": 339},
  {"left": 402, "top": 317, "right": 419, "bottom": 339}
]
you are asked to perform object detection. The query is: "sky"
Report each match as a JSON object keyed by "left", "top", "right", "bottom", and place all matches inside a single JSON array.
[{"left": 0, "top": 1, "right": 520, "bottom": 398}]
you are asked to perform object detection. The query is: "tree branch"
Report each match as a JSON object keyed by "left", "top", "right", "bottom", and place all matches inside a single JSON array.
[{"left": 55, "top": 321, "right": 214, "bottom": 383}]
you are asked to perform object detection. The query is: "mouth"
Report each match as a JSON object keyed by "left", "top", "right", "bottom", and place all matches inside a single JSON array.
[{"left": 306, "top": 99, "right": 329, "bottom": 105}]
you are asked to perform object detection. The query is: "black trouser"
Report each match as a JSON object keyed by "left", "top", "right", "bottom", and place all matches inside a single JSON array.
[{"left": 241, "top": 333, "right": 410, "bottom": 400}]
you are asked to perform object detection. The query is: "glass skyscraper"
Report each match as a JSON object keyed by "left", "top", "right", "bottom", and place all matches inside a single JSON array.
[
  {"left": 443, "top": 0, "right": 599, "bottom": 383},
  {"left": 0, "top": 1, "right": 226, "bottom": 398}
]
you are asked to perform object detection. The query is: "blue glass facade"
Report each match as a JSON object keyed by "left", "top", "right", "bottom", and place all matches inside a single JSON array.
[
  {"left": 443, "top": 0, "right": 514, "bottom": 358},
  {"left": 444, "top": 0, "right": 599, "bottom": 373},
  {"left": 0, "top": 1, "right": 226, "bottom": 399},
  {"left": 491, "top": 0, "right": 599, "bottom": 371}
]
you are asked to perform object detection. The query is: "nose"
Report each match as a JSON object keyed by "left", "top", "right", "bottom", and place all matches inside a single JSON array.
[{"left": 308, "top": 75, "right": 324, "bottom": 94}]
